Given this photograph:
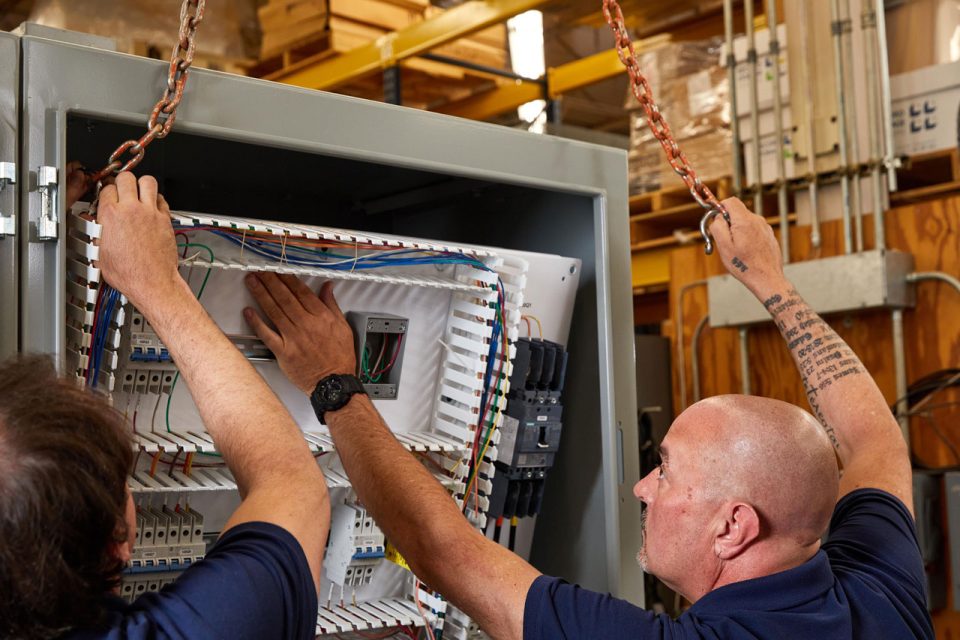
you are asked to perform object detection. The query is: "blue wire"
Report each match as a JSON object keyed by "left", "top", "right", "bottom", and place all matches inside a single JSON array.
[
  {"left": 90, "top": 285, "right": 119, "bottom": 388},
  {"left": 477, "top": 284, "right": 504, "bottom": 426},
  {"left": 205, "top": 230, "right": 494, "bottom": 273},
  {"left": 93, "top": 287, "right": 119, "bottom": 386}
]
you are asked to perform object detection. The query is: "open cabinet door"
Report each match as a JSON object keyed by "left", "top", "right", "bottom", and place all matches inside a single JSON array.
[{"left": 0, "top": 31, "right": 18, "bottom": 359}]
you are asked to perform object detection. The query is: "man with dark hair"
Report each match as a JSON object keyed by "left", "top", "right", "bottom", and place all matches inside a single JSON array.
[
  {"left": 0, "top": 170, "right": 329, "bottom": 639},
  {"left": 246, "top": 198, "right": 934, "bottom": 639}
]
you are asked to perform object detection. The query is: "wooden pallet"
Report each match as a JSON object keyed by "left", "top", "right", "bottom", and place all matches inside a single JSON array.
[
  {"left": 891, "top": 147, "right": 960, "bottom": 203},
  {"left": 629, "top": 177, "right": 734, "bottom": 245}
]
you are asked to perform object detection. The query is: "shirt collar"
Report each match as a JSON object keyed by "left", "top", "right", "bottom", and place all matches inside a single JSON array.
[{"left": 688, "top": 549, "right": 834, "bottom": 614}]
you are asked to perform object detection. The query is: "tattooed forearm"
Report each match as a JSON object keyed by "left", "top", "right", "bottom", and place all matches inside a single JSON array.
[{"left": 764, "top": 288, "right": 866, "bottom": 453}]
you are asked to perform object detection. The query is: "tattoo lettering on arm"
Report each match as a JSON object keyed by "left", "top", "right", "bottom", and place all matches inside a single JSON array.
[
  {"left": 766, "top": 288, "right": 865, "bottom": 453},
  {"left": 731, "top": 257, "right": 749, "bottom": 273}
]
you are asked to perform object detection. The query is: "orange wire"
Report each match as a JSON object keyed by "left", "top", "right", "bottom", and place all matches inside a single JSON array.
[{"left": 148, "top": 451, "right": 162, "bottom": 477}]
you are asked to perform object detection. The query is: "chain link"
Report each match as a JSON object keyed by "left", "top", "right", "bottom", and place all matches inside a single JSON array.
[
  {"left": 92, "top": 0, "right": 206, "bottom": 183},
  {"left": 602, "top": 0, "right": 730, "bottom": 254}
]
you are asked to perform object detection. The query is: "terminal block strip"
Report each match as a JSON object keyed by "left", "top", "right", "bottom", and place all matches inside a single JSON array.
[{"left": 128, "top": 466, "right": 461, "bottom": 495}]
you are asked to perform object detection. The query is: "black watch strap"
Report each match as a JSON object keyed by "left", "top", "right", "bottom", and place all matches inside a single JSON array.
[{"left": 310, "top": 373, "right": 367, "bottom": 424}]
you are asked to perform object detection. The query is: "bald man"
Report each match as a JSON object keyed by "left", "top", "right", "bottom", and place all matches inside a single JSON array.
[{"left": 245, "top": 197, "right": 933, "bottom": 639}]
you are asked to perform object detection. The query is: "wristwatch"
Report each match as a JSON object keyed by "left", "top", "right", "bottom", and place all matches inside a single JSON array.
[{"left": 310, "top": 373, "right": 367, "bottom": 424}]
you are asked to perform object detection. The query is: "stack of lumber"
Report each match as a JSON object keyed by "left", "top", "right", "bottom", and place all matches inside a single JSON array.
[{"left": 256, "top": 0, "right": 510, "bottom": 108}]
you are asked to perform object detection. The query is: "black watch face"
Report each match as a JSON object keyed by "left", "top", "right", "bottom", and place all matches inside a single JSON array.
[{"left": 321, "top": 378, "right": 344, "bottom": 404}]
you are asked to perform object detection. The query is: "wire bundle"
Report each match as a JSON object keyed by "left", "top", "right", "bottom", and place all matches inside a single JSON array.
[
  {"left": 174, "top": 224, "right": 492, "bottom": 273},
  {"left": 462, "top": 283, "right": 508, "bottom": 516},
  {"left": 895, "top": 368, "right": 960, "bottom": 470},
  {"left": 86, "top": 284, "right": 122, "bottom": 388},
  {"left": 360, "top": 334, "right": 404, "bottom": 384}
]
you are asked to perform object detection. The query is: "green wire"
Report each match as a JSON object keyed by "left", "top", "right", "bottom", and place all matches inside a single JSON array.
[
  {"left": 463, "top": 299, "right": 506, "bottom": 511},
  {"left": 176, "top": 242, "right": 214, "bottom": 299},
  {"left": 166, "top": 243, "right": 214, "bottom": 434},
  {"left": 360, "top": 345, "right": 371, "bottom": 382}
]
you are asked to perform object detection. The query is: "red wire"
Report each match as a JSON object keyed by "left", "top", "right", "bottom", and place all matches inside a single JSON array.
[
  {"left": 167, "top": 450, "right": 182, "bottom": 474},
  {"left": 370, "top": 333, "right": 404, "bottom": 377},
  {"left": 175, "top": 232, "right": 190, "bottom": 258}
]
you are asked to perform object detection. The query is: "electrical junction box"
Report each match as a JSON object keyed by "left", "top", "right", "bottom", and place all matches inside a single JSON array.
[
  {"left": 708, "top": 249, "right": 916, "bottom": 327},
  {"left": 347, "top": 312, "right": 409, "bottom": 400}
]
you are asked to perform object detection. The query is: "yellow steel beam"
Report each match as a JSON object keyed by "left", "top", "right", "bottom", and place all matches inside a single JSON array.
[
  {"left": 546, "top": 48, "right": 625, "bottom": 98},
  {"left": 433, "top": 78, "right": 542, "bottom": 120},
  {"left": 434, "top": 34, "right": 668, "bottom": 121},
  {"left": 272, "top": 0, "right": 551, "bottom": 90},
  {"left": 631, "top": 246, "right": 672, "bottom": 289},
  {"left": 433, "top": 50, "right": 624, "bottom": 121}
]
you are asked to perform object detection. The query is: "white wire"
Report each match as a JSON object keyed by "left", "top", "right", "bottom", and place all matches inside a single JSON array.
[{"left": 437, "top": 338, "right": 474, "bottom": 369}]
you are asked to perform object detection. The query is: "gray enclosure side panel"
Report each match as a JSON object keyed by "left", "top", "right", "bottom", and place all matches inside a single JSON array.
[
  {"left": 20, "top": 38, "right": 65, "bottom": 360},
  {"left": 19, "top": 36, "right": 641, "bottom": 601},
  {"left": 0, "top": 33, "right": 18, "bottom": 358}
]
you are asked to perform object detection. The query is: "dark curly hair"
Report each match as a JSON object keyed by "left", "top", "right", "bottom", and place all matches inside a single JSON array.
[{"left": 0, "top": 355, "right": 134, "bottom": 639}]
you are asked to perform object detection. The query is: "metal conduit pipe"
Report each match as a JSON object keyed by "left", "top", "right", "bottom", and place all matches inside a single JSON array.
[
  {"left": 691, "top": 315, "right": 711, "bottom": 403},
  {"left": 906, "top": 272, "right": 960, "bottom": 297},
  {"left": 724, "top": 0, "right": 744, "bottom": 195},
  {"left": 840, "top": 0, "right": 864, "bottom": 252},
  {"left": 739, "top": 327, "right": 752, "bottom": 395},
  {"left": 745, "top": 0, "right": 764, "bottom": 216},
  {"left": 798, "top": 1, "right": 822, "bottom": 248},
  {"left": 860, "top": 2, "right": 887, "bottom": 249},
  {"left": 830, "top": 0, "right": 854, "bottom": 254},
  {"left": 765, "top": 0, "right": 790, "bottom": 263},
  {"left": 891, "top": 309, "right": 909, "bottom": 448},
  {"left": 875, "top": 0, "right": 899, "bottom": 192},
  {"left": 676, "top": 280, "right": 708, "bottom": 410}
]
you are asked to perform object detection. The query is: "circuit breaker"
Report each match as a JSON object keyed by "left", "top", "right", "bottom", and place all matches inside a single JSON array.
[
  {"left": 347, "top": 312, "right": 409, "bottom": 399},
  {"left": 324, "top": 503, "right": 386, "bottom": 588},
  {"left": 488, "top": 338, "right": 568, "bottom": 520},
  {"left": 121, "top": 504, "right": 207, "bottom": 602}
]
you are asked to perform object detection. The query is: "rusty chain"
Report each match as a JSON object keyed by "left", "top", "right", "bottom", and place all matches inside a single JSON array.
[
  {"left": 91, "top": 0, "right": 206, "bottom": 184},
  {"left": 602, "top": 0, "right": 730, "bottom": 254}
]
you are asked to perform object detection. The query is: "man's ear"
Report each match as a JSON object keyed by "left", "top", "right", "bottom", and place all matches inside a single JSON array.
[{"left": 714, "top": 502, "right": 761, "bottom": 560}]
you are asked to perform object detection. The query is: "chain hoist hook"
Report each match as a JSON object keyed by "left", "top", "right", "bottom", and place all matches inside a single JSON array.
[{"left": 699, "top": 205, "right": 731, "bottom": 255}]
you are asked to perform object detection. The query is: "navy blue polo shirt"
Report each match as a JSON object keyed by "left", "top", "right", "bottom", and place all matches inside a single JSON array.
[
  {"left": 67, "top": 522, "right": 317, "bottom": 640},
  {"left": 525, "top": 489, "right": 934, "bottom": 639}
]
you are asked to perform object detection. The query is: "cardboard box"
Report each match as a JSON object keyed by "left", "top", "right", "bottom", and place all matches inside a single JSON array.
[
  {"left": 629, "top": 127, "right": 732, "bottom": 195},
  {"left": 890, "top": 59, "right": 960, "bottom": 156}
]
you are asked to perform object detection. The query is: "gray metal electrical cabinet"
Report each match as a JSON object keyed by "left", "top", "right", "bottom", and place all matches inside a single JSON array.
[
  {"left": 16, "top": 31, "right": 644, "bottom": 603},
  {"left": 0, "top": 31, "right": 19, "bottom": 359}
]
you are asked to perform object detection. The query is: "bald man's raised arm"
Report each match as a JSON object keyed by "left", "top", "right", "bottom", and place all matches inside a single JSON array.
[{"left": 708, "top": 199, "right": 913, "bottom": 514}]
